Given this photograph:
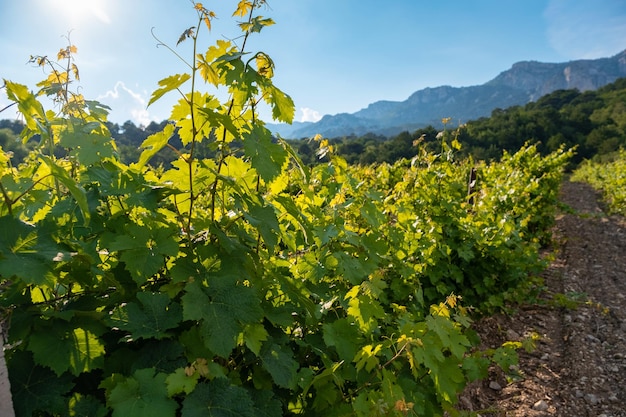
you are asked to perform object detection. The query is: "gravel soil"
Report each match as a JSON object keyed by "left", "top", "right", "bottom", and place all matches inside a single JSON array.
[{"left": 457, "top": 180, "right": 626, "bottom": 416}]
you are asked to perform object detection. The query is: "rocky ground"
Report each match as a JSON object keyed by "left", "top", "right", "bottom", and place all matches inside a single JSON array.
[{"left": 458, "top": 180, "right": 626, "bottom": 417}]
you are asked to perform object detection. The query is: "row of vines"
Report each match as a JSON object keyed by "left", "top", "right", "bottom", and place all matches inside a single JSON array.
[
  {"left": 571, "top": 150, "right": 626, "bottom": 215},
  {"left": 0, "top": 2, "right": 573, "bottom": 416}
]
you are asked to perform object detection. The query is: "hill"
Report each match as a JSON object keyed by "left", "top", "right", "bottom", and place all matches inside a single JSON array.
[{"left": 270, "top": 50, "right": 626, "bottom": 139}]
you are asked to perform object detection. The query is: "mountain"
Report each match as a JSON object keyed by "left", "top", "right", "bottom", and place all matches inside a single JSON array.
[{"left": 269, "top": 50, "right": 626, "bottom": 139}]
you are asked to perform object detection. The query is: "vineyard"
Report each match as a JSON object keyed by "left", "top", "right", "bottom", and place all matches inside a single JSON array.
[
  {"left": 571, "top": 149, "right": 626, "bottom": 216},
  {"left": 0, "top": 2, "right": 623, "bottom": 417}
]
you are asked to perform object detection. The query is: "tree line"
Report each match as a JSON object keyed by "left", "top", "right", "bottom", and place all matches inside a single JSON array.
[
  {"left": 2, "top": 77, "right": 625, "bottom": 168},
  {"left": 292, "top": 77, "right": 626, "bottom": 166}
]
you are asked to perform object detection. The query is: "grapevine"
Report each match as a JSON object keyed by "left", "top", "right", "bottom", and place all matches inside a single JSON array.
[{"left": 0, "top": 2, "right": 571, "bottom": 416}]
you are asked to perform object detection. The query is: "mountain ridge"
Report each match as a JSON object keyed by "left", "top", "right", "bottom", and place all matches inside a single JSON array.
[{"left": 269, "top": 50, "right": 626, "bottom": 139}]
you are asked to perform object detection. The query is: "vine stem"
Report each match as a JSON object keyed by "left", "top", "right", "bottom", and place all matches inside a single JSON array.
[
  {"left": 184, "top": 13, "right": 203, "bottom": 237},
  {"left": 209, "top": 2, "right": 258, "bottom": 223}
]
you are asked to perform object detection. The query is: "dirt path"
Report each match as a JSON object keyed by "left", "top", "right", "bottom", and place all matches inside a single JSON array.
[{"left": 458, "top": 180, "right": 626, "bottom": 416}]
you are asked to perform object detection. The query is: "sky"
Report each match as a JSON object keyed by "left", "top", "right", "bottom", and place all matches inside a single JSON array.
[{"left": 1, "top": 0, "right": 626, "bottom": 127}]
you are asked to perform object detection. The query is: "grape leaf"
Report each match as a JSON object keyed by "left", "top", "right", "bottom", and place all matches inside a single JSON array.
[
  {"left": 108, "top": 368, "right": 178, "bottom": 417},
  {"left": 242, "top": 323, "right": 269, "bottom": 356},
  {"left": 69, "top": 394, "right": 108, "bottom": 417},
  {"left": 108, "top": 223, "right": 179, "bottom": 283},
  {"left": 8, "top": 351, "right": 74, "bottom": 417},
  {"left": 432, "top": 356, "right": 466, "bottom": 404},
  {"left": 148, "top": 73, "right": 191, "bottom": 107},
  {"left": 181, "top": 379, "right": 256, "bottom": 417},
  {"left": 3, "top": 80, "right": 46, "bottom": 132},
  {"left": 242, "top": 125, "right": 288, "bottom": 182},
  {"left": 258, "top": 79, "right": 294, "bottom": 123},
  {"left": 59, "top": 123, "right": 115, "bottom": 165},
  {"left": 29, "top": 322, "right": 105, "bottom": 376},
  {"left": 233, "top": 0, "right": 253, "bottom": 18},
  {"left": 346, "top": 293, "right": 385, "bottom": 333},
  {"left": 260, "top": 341, "right": 299, "bottom": 389},
  {"left": 425, "top": 315, "right": 471, "bottom": 359},
  {"left": 249, "top": 390, "right": 283, "bottom": 417},
  {"left": 108, "top": 292, "right": 183, "bottom": 340},
  {"left": 462, "top": 355, "right": 490, "bottom": 381},
  {"left": 137, "top": 123, "right": 175, "bottom": 168},
  {"left": 181, "top": 277, "right": 262, "bottom": 357},
  {"left": 243, "top": 202, "right": 280, "bottom": 251},
  {"left": 0, "top": 216, "right": 65, "bottom": 285},
  {"left": 323, "top": 318, "right": 362, "bottom": 362},
  {"left": 40, "top": 155, "right": 91, "bottom": 225},
  {"left": 166, "top": 367, "right": 199, "bottom": 396},
  {"left": 130, "top": 339, "right": 187, "bottom": 374}
]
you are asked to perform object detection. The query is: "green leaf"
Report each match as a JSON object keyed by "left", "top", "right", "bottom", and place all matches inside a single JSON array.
[
  {"left": 108, "top": 368, "right": 178, "bottom": 417},
  {"left": 0, "top": 216, "right": 65, "bottom": 285},
  {"left": 130, "top": 339, "right": 187, "bottom": 374},
  {"left": 29, "top": 321, "right": 105, "bottom": 376},
  {"left": 148, "top": 73, "right": 191, "bottom": 107},
  {"left": 353, "top": 344, "right": 382, "bottom": 372},
  {"left": 346, "top": 293, "right": 385, "bottom": 334},
  {"left": 197, "top": 106, "right": 239, "bottom": 139},
  {"left": 492, "top": 344, "right": 519, "bottom": 372},
  {"left": 258, "top": 79, "right": 294, "bottom": 123},
  {"left": 181, "top": 379, "right": 256, "bottom": 417},
  {"left": 181, "top": 277, "right": 262, "bottom": 357},
  {"left": 137, "top": 123, "right": 175, "bottom": 168},
  {"left": 3, "top": 80, "right": 46, "bottom": 133},
  {"left": 242, "top": 323, "right": 269, "bottom": 356},
  {"left": 244, "top": 203, "right": 280, "bottom": 251},
  {"left": 462, "top": 355, "right": 490, "bottom": 381},
  {"left": 260, "top": 341, "right": 299, "bottom": 389},
  {"left": 108, "top": 292, "right": 183, "bottom": 340},
  {"left": 40, "top": 155, "right": 91, "bottom": 225},
  {"left": 70, "top": 394, "right": 109, "bottom": 417},
  {"left": 108, "top": 223, "right": 179, "bottom": 283},
  {"left": 323, "top": 318, "right": 362, "bottom": 362},
  {"left": 240, "top": 16, "right": 275, "bottom": 34},
  {"left": 249, "top": 390, "right": 283, "bottom": 417},
  {"left": 8, "top": 351, "right": 75, "bottom": 417},
  {"left": 432, "top": 356, "right": 466, "bottom": 404},
  {"left": 59, "top": 121, "right": 115, "bottom": 165},
  {"left": 425, "top": 315, "right": 471, "bottom": 359},
  {"left": 242, "top": 125, "right": 288, "bottom": 182},
  {"left": 166, "top": 367, "right": 199, "bottom": 396}
]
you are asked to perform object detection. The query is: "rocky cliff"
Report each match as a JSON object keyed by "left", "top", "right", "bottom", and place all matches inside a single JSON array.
[{"left": 270, "top": 50, "right": 626, "bottom": 139}]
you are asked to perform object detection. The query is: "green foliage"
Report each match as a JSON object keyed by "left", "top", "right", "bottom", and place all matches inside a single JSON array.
[
  {"left": 285, "top": 77, "right": 626, "bottom": 167},
  {"left": 571, "top": 148, "right": 626, "bottom": 215},
  {"left": 1, "top": 2, "right": 571, "bottom": 416}
]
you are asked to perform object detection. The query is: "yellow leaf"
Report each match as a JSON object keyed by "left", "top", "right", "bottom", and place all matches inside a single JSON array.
[
  {"left": 394, "top": 399, "right": 415, "bottom": 415},
  {"left": 446, "top": 293, "right": 458, "bottom": 308},
  {"left": 233, "top": 0, "right": 252, "bottom": 17},
  {"left": 71, "top": 63, "right": 80, "bottom": 80},
  {"left": 256, "top": 53, "right": 274, "bottom": 78},
  {"left": 196, "top": 54, "right": 219, "bottom": 86}
]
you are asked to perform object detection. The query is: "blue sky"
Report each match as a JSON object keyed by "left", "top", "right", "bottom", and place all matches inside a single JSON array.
[{"left": 1, "top": 0, "right": 626, "bottom": 126}]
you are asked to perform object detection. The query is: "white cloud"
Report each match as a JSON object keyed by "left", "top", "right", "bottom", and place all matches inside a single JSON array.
[
  {"left": 544, "top": 0, "right": 626, "bottom": 58},
  {"left": 300, "top": 107, "right": 322, "bottom": 123},
  {"left": 98, "top": 81, "right": 158, "bottom": 126},
  {"left": 99, "top": 81, "right": 146, "bottom": 103}
]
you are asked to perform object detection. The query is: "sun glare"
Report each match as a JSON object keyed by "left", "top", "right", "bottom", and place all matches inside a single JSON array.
[{"left": 48, "top": 0, "right": 112, "bottom": 26}]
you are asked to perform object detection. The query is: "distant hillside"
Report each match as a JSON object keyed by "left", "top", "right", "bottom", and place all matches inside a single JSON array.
[
  {"left": 290, "top": 77, "right": 626, "bottom": 167},
  {"left": 269, "top": 49, "right": 626, "bottom": 139}
]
